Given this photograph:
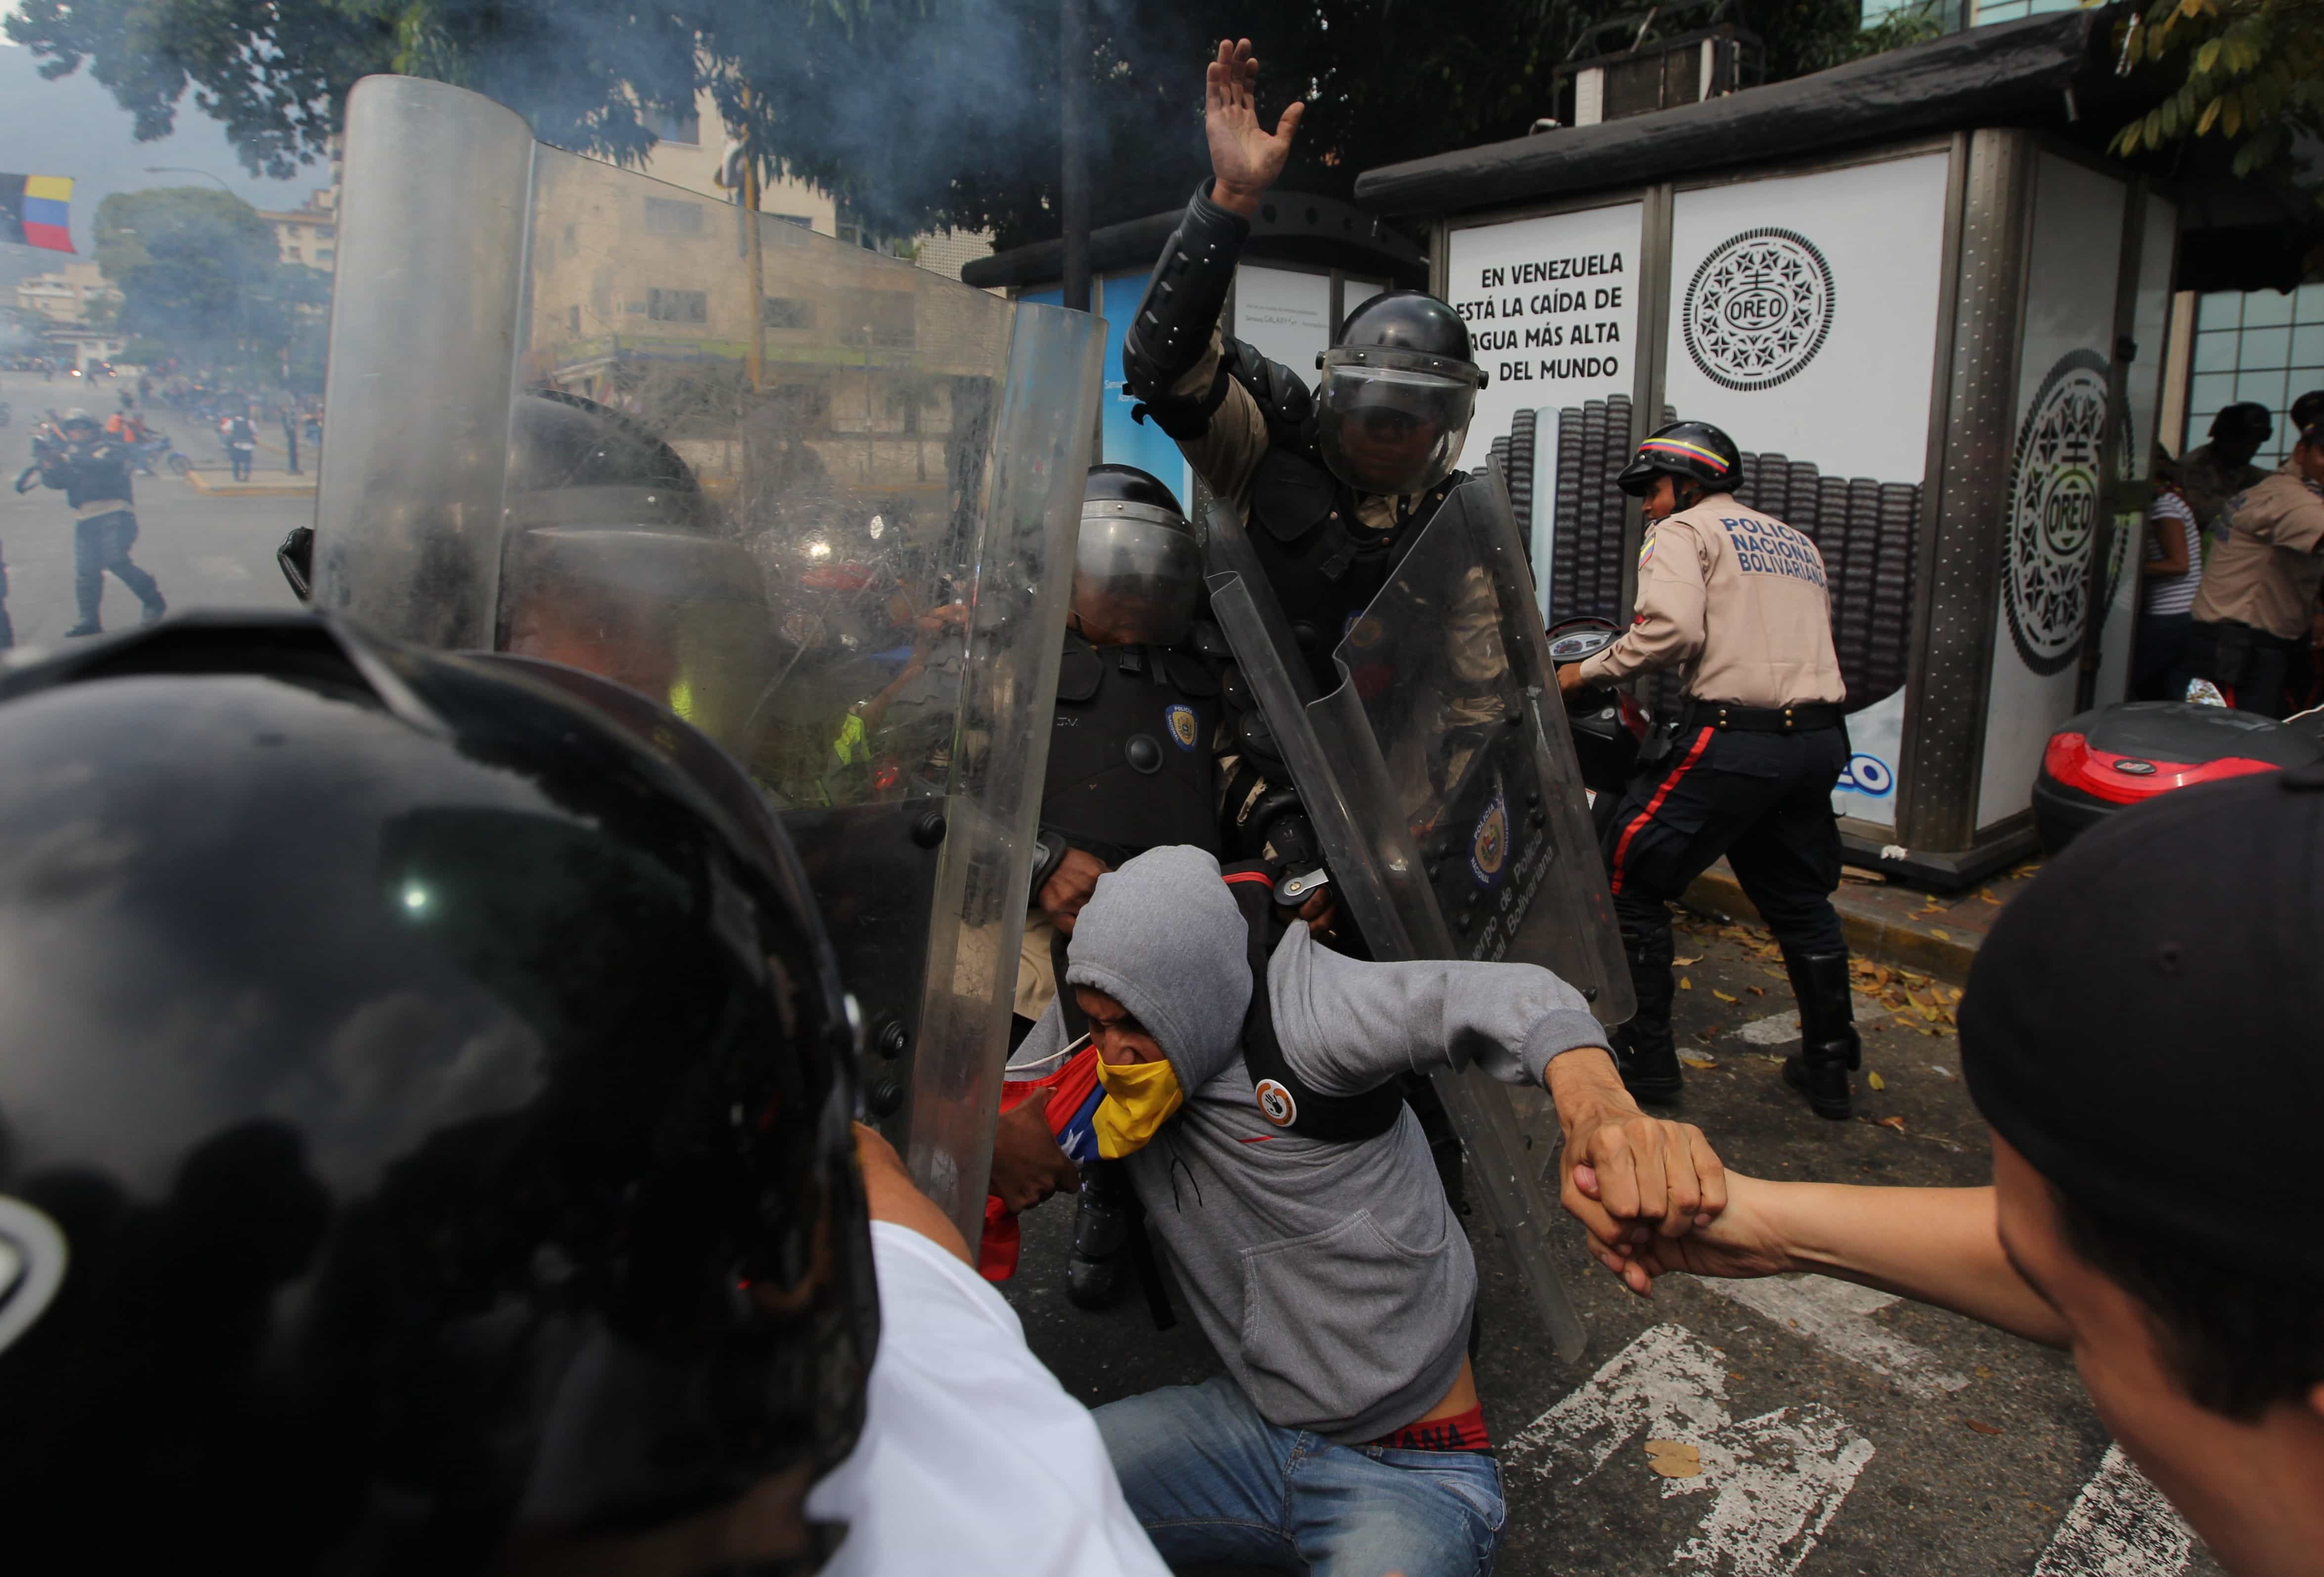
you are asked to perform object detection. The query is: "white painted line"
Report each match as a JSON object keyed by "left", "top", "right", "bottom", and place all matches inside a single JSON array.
[
  {"left": 1701, "top": 1275, "right": 1969, "bottom": 1400},
  {"left": 1509, "top": 1323, "right": 1875, "bottom": 1577},
  {"left": 1737, "top": 1010, "right": 1802, "bottom": 1046},
  {"left": 2031, "top": 1446, "right": 2193, "bottom": 1577}
]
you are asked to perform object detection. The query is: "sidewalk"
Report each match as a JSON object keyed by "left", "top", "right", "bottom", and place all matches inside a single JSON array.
[
  {"left": 181, "top": 461, "right": 315, "bottom": 498},
  {"left": 1681, "top": 854, "right": 2040, "bottom": 981}
]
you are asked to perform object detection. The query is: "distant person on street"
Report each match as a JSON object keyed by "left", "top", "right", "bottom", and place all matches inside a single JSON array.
[
  {"left": 2167, "top": 402, "right": 2272, "bottom": 533},
  {"left": 2133, "top": 480, "right": 2203, "bottom": 700},
  {"left": 226, "top": 409, "right": 258, "bottom": 482},
  {"left": 35, "top": 408, "right": 166, "bottom": 636},
  {"left": 2185, "top": 421, "right": 2324, "bottom": 717}
]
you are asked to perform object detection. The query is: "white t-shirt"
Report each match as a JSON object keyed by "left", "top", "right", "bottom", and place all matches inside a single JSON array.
[
  {"left": 2145, "top": 490, "right": 2204, "bottom": 616},
  {"left": 806, "top": 1221, "right": 1168, "bottom": 1577}
]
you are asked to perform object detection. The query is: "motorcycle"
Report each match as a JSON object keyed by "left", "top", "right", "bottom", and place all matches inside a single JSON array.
[{"left": 128, "top": 430, "right": 192, "bottom": 478}]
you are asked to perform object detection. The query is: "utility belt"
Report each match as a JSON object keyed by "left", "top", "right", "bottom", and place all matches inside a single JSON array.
[
  {"left": 1676, "top": 699, "right": 1845, "bottom": 735},
  {"left": 1636, "top": 699, "right": 1844, "bottom": 769}
]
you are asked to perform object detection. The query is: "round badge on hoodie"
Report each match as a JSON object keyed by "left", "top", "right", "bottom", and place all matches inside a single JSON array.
[{"left": 1255, "top": 1078, "right": 1297, "bottom": 1126}]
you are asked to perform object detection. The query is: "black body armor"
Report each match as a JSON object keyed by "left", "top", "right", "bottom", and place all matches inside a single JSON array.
[{"left": 1040, "top": 630, "right": 1221, "bottom": 867}]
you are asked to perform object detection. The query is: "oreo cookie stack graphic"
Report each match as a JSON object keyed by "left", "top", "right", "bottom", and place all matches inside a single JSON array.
[{"left": 1503, "top": 396, "right": 1922, "bottom": 716}]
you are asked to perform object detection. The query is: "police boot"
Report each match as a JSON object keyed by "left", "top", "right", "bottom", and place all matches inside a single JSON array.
[
  {"left": 1781, "top": 950, "right": 1861, "bottom": 1121},
  {"left": 1066, "top": 1158, "right": 1131, "bottom": 1311},
  {"left": 1610, "top": 931, "right": 1684, "bottom": 1105}
]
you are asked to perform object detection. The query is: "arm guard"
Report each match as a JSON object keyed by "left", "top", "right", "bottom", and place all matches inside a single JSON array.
[{"left": 1121, "top": 184, "right": 1249, "bottom": 438}]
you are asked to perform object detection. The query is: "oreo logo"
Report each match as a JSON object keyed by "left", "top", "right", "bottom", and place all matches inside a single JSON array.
[
  {"left": 1255, "top": 1078, "right": 1298, "bottom": 1127},
  {"left": 1837, "top": 753, "right": 1893, "bottom": 797},
  {"left": 2003, "top": 350, "right": 2111, "bottom": 676},
  {"left": 1682, "top": 228, "right": 1835, "bottom": 392}
]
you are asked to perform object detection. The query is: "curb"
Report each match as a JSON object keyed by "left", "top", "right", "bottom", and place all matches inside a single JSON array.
[
  {"left": 181, "top": 470, "right": 315, "bottom": 497},
  {"left": 1680, "top": 867, "right": 1980, "bottom": 981}
]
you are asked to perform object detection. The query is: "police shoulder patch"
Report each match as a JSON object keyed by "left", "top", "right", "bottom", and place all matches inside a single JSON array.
[{"left": 1165, "top": 702, "right": 1200, "bottom": 751}]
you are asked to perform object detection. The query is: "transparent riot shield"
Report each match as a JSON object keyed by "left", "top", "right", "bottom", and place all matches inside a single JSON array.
[
  {"left": 1206, "top": 467, "right": 1629, "bottom": 1361},
  {"left": 313, "top": 75, "right": 1103, "bottom": 1245}
]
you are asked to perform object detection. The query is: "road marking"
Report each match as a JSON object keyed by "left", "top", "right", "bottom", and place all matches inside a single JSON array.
[
  {"left": 193, "top": 555, "right": 253, "bottom": 582},
  {"left": 1508, "top": 1323, "right": 1874, "bottom": 1577},
  {"left": 1701, "top": 1275, "right": 1969, "bottom": 1400},
  {"left": 2031, "top": 1446, "right": 2193, "bottom": 1577},
  {"left": 1737, "top": 1010, "right": 1801, "bottom": 1045}
]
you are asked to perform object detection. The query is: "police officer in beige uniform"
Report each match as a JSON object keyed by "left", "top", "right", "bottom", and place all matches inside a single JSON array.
[
  {"left": 2166, "top": 402, "right": 2272, "bottom": 537},
  {"left": 2184, "top": 422, "right": 2324, "bottom": 718},
  {"left": 1556, "top": 422, "right": 1860, "bottom": 1119}
]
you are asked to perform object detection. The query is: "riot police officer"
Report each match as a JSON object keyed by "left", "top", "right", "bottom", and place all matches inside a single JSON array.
[
  {"left": 1120, "top": 39, "right": 1485, "bottom": 711},
  {"left": 1015, "top": 464, "right": 1224, "bottom": 1309},
  {"left": 1555, "top": 422, "right": 1861, "bottom": 1120}
]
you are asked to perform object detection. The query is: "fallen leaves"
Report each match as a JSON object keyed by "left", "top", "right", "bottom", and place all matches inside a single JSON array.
[
  {"left": 1678, "top": 976, "right": 1692, "bottom": 991},
  {"left": 1876, "top": 1116, "right": 1906, "bottom": 1132},
  {"left": 1680, "top": 1054, "right": 1719, "bottom": 1070},
  {"left": 1961, "top": 1418, "right": 2004, "bottom": 1437},
  {"left": 1673, "top": 955, "right": 1702, "bottom": 966},
  {"left": 1978, "top": 887, "right": 2002, "bottom": 906},
  {"left": 1711, "top": 988, "right": 1739, "bottom": 1004},
  {"left": 1644, "top": 1439, "right": 1703, "bottom": 1478},
  {"left": 1867, "top": 1072, "right": 1886, "bottom": 1091}
]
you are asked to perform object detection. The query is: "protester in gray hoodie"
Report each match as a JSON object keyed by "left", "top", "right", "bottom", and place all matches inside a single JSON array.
[{"left": 1007, "top": 845, "right": 1728, "bottom": 1577}]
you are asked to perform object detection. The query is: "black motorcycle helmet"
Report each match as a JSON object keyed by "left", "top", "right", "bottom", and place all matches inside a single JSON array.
[
  {"left": 1616, "top": 420, "right": 1744, "bottom": 499},
  {"left": 1314, "top": 291, "right": 1486, "bottom": 497},
  {"left": 1074, "top": 463, "right": 1200, "bottom": 646},
  {"left": 0, "top": 612, "right": 876, "bottom": 1572}
]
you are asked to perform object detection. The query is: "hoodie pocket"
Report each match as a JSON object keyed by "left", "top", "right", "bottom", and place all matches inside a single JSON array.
[{"left": 1236, "top": 1209, "right": 1462, "bottom": 1429}]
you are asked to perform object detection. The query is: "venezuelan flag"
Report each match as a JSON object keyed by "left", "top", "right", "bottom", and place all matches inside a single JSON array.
[{"left": 0, "top": 175, "right": 75, "bottom": 253}]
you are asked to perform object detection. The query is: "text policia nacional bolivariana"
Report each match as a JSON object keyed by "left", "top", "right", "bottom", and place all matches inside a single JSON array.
[{"left": 1453, "top": 251, "right": 1625, "bottom": 384}]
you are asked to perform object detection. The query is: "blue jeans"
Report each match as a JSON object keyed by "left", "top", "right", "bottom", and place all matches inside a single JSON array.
[{"left": 1094, "top": 1376, "right": 1504, "bottom": 1577}]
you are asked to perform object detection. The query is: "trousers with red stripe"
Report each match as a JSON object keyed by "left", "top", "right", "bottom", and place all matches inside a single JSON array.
[{"left": 1601, "top": 723, "right": 1850, "bottom": 1089}]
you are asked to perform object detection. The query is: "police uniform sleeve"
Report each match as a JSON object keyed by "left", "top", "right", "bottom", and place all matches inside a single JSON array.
[
  {"left": 1575, "top": 517, "right": 1708, "bottom": 687},
  {"left": 2243, "top": 478, "right": 2324, "bottom": 554},
  {"left": 805, "top": 1222, "right": 1169, "bottom": 1576},
  {"left": 1165, "top": 328, "right": 1271, "bottom": 505},
  {"left": 1262, "top": 925, "right": 1609, "bottom": 1096}
]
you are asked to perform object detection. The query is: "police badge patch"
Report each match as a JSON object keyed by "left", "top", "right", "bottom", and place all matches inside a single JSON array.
[
  {"left": 1254, "top": 1078, "right": 1298, "bottom": 1127},
  {"left": 1470, "top": 782, "right": 1511, "bottom": 887},
  {"left": 1165, "top": 703, "right": 1200, "bottom": 751}
]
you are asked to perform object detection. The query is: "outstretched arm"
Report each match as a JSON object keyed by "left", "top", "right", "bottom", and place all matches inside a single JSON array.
[
  {"left": 1581, "top": 1169, "right": 2070, "bottom": 1347},
  {"left": 1205, "top": 38, "right": 1304, "bottom": 217}
]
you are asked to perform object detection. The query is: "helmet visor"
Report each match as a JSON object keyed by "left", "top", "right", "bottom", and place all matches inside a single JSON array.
[
  {"left": 1315, "top": 352, "right": 1478, "bottom": 497},
  {"left": 1072, "top": 503, "right": 1201, "bottom": 646}
]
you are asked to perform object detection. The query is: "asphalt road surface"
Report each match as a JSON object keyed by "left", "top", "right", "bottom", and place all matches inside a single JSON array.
[
  {"left": 1001, "top": 911, "right": 2225, "bottom": 1577},
  {"left": 2, "top": 371, "right": 307, "bottom": 647}
]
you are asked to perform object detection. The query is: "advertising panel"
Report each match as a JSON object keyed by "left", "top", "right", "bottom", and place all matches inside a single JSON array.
[
  {"left": 1232, "top": 263, "right": 1333, "bottom": 377},
  {"left": 1445, "top": 202, "right": 1647, "bottom": 622},
  {"left": 1975, "top": 153, "right": 2127, "bottom": 829},
  {"left": 1659, "top": 151, "right": 1952, "bottom": 829},
  {"left": 1019, "top": 275, "right": 1189, "bottom": 500}
]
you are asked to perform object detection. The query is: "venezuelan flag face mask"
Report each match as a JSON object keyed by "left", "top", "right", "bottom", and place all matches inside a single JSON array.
[{"left": 1092, "top": 1054, "right": 1184, "bottom": 1158}]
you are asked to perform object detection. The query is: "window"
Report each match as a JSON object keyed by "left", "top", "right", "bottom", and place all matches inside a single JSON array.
[
  {"left": 838, "top": 290, "right": 915, "bottom": 350},
  {"left": 648, "top": 288, "right": 708, "bottom": 324},
  {"left": 772, "top": 214, "right": 815, "bottom": 230},
  {"left": 644, "top": 197, "right": 705, "bottom": 237},
  {"left": 317, "top": 224, "right": 335, "bottom": 239},
  {"left": 763, "top": 296, "right": 814, "bottom": 329},
  {"left": 654, "top": 107, "right": 701, "bottom": 146},
  {"left": 2185, "top": 284, "right": 2324, "bottom": 470},
  {"left": 316, "top": 250, "right": 333, "bottom": 264}
]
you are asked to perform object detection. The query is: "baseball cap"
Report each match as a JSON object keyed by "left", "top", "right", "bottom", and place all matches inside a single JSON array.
[{"left": 1960, "top": 768, "right": 2324, "bottom": 1274}]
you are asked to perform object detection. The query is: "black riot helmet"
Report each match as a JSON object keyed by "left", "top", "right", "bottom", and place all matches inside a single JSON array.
[
  {"left": 1616, "top": 420, "right": 1744, "bottom": 498},
  {"left": 1314, "top": 290, "right": 1487, "bottom": 497},
  {"left": 0, "top": 612, "right": 877, "bottom": 1572},
  {"left": 1073, "top": 463, "right": 1201, "bottom": 646}
]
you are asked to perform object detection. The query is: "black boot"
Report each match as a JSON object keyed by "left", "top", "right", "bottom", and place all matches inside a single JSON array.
[
  {"left": 1066, "top": 1158, "right": 1131, "bottom": 1310},
  {"left": 1781, "top": 950, "right": 1861, "bottom": 1120},
  {"left": 1610, "top": 929, "right": 1683, "bottom": 1105}
]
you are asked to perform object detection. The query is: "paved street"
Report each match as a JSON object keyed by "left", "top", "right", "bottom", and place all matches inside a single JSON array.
[
  {"left": 2, "top": 372, "right": 308, "bottom": 645},
  {"left": 1002, "top": 913, "right": 2225, "bottom": 1577}
]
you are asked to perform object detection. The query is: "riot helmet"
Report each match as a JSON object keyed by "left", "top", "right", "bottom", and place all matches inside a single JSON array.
[
  {"left": 1314, "top": 291, "right": 1486, "bottom": 497},
  {"left": 1072, "top": 463, "right": 1201, "bottom": 646},
  {"left": 1616, "top": 420, "right": 1744, "bottom": 499},
  {"left": 60, "top": 406, "right": 96, "bottom": 434},
  {"left": 0, "top": 612, "right": 876, "bottom": 1571}
]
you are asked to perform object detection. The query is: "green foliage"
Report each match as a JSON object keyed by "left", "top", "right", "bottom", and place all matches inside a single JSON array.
[
  {"left": 2108, "top": 0, "right": 2324, "bottom": 199},
  {"left": 10, "top": 0, "right": 1925, "bottom": 248},
  {"left": 92, "top": 187, "right": 331, "bottom": 378}
]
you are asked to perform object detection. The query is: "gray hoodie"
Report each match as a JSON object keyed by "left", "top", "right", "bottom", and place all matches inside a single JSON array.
[{"left": 1009, "top": 845, "right": 1607, "bottom": 1443}]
